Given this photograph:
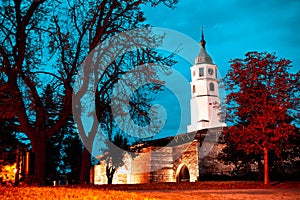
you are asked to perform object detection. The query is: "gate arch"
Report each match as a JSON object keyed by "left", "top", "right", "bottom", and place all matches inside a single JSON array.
[{"left": 176, "top": 164, "right": 190, "bottom": 182}]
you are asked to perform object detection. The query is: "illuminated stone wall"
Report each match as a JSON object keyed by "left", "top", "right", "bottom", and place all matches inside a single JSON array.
[
  {"left": 92, "top": 162, "right": 107, "bottom": 184},
  {"left": 150, "top": 146, "right": 174, "bottom": 182},
  {"left": 173, "top": 141, "right": 200, "bottom": 182},
  {"left": 92, "top": 133, "right": 232, "bottom": 184},
  {"left": 129, "top": 147, "right": 151, "bottom": 184}
]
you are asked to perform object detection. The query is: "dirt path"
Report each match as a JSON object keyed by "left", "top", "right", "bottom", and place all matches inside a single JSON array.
[{"left": 134, "top": 189, "right": 300, "bottom": 200}]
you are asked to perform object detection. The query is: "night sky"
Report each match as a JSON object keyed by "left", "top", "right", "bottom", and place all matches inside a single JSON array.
[{"left": 140, "top": 0, "right": 300, "bottom": 138}]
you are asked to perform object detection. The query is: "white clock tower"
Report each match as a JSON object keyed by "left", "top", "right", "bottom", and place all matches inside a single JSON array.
[{"left": 187, "top": 30, "right": 226, "bottom": 132}]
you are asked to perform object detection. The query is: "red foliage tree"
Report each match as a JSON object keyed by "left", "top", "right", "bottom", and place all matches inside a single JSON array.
[{"left": 223, "top": 52, "right": 300, "bottom": 185}]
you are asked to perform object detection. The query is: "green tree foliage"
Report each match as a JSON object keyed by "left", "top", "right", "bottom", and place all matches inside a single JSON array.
[{"left": 223, "top": 51, "right": 300, "bottom": 185}]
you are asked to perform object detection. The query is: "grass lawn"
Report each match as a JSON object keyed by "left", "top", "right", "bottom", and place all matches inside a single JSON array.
[
  {"left": 1, "top": 181, "right": 299, "bottom": 200},
  {"left": 0, "top": 186, "right": 156, "bottom": 200},
  {"left": 90, "top": 181, "right": 300, "bottom": 190}
]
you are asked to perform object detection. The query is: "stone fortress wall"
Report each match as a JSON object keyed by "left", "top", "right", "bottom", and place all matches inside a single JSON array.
[{"left": 91, "top": 130, "right": 236, "bottom": 184}]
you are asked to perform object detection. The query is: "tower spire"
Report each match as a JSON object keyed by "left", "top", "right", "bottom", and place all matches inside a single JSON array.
[
  {"left": 188, "top": 29, "right": 226, "bottom": 133},
  {"left": 195, "top": 27, "right": 212, "bottom": 64},
  {"left": 200, "top": 27, "right": 206, "bottom": 49}
]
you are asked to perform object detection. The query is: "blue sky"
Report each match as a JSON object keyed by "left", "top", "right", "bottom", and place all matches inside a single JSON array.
[
  {"left": 143, "top": 0, "right": 300, "bottom": 74},
  {"left": 140, "top": 0, "right": 300, "bottom": 138}
]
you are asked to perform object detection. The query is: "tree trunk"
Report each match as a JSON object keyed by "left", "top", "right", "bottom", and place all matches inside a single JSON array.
[
  {"left": 107, "top": 176, "right": 113, "bottom": 184},
  {"left": 106, "top": 165, "right": 115, "bottom": 184},
  {"left": 31, "top": 136, "right": 47, "bottom": 185},
  {"left": 80, "top": 147, "right": 91, "bottom": 184},
  {"left": 263, "top": 147, "right": 269, "bottom": 185}
]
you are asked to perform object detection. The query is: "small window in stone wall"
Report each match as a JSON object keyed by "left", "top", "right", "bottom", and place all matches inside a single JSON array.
[
  {"left": 192, "top": 85, "right": 196, "bottom": 93},
  {"left": 209, "top": 82, "right": 214, "bottom": 91}
]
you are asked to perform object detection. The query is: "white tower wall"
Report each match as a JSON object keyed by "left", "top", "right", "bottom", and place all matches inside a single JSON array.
[{"left": 187, "top": 31, "right": 226, "bottom": 132}]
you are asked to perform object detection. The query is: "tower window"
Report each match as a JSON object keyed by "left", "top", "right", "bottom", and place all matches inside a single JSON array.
[
  {"left": 215, "top": 69, "right": 218, "bottom": 79},
  {"left": 199, "top": 68, "right": 204, "bottom": 77},
  {"left": 192, "top": 85, "right": 196, "bottom": 93},
  {"left": 209, "top": 82, "right": 215, "bottom": 91}
]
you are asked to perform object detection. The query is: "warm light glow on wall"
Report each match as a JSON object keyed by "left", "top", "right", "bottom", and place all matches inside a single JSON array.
[{"left": 0, "top": 163, "right": 19, "bottom": 183}]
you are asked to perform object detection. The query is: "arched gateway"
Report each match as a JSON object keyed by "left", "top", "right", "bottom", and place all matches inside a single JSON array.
[{"left": 176, "top": 164, "right": 190, "bottom": 182}]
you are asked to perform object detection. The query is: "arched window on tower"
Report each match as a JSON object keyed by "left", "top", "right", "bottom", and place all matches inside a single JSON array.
[{"left": 209, "top": 82, "right": 214, "bottom": 91}]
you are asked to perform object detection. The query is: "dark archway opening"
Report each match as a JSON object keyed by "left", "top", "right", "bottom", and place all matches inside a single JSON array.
[{"left": 177, "top": 165, "right": 190, "bottom": 182}]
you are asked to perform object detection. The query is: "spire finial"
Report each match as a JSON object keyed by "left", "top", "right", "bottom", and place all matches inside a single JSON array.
[
  {"left": 195, "top": 27, "right": 213, "bottom": 64},
  {"left": 200, "top": 27, "right": 206, "bottom": 49}
]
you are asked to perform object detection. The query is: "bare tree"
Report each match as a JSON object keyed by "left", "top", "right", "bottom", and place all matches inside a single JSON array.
[{"left": 0, "top": 0, "right": 178, "bottom": 185}]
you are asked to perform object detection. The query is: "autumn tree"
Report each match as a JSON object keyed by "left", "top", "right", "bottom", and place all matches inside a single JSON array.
[
  {"left": 223, "top": 51, "right": 300, "bottom": 185},
  {"left": 0, "top": 0, "right": 177, "bottom": 184}
]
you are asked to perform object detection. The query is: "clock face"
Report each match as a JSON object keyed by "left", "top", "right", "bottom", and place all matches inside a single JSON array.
[{"left": 208, "top": 68, "right": 214, "bottom": 75}]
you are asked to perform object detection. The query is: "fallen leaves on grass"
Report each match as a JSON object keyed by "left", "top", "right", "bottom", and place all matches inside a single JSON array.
[{"left": 0, "top": 186, "right": 156, "bottom": 200}]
